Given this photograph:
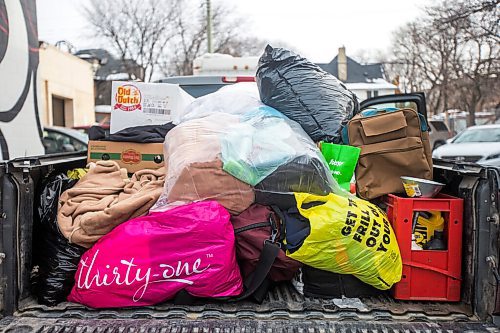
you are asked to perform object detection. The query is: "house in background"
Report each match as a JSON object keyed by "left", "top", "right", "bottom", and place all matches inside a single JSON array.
[
  {"left": 317, "top": 47, "right": 397, "bottom": 101},
  {"left": 75, "top": 48, "right": 144, "bottom": 120},
  {"left": 38, "top": 42, "right": 95, "bottom": 127}
]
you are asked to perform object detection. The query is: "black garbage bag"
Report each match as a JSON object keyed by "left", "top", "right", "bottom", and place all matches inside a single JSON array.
[
  {"left": 256, "top": 45, "right": 359, "bottom": 143},
  {"left": 34, "top": 173, "right": 86, "bottom": 305},
  {"left": 302, "top": 266, "right": 381, "bottom": 298},
  {"left": 88, "top": 123, "right": 175, "bottom": 143},
  {"left": 254, "top": 156, "right": 333, "bottom": 209}
]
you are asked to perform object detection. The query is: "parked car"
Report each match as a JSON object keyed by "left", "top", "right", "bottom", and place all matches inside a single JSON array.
[
  {"left": 432, "top": 124, "right": 500, "bottom": 166},
  {"left": 428, "top": 120, "right": 453, "bottom": 150},
  {"left": 43, "top": 126, "right": 89, "bottom": 154}
]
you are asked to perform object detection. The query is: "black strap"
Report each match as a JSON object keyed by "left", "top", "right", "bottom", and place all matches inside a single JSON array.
[
  {"left": 173, "top": 289, "right": 196, "bottom": 305},
  {"left": 251, "top": 277, "right": 272, "bottom": 304},
  {"left": 234, "top": 241, "right": 281, "bottom": 301},
  {"left": 270, "top": 204, "right": 286, "bottom": 223},
  {"left": 270, "top": 205, "right": 286, "bottom": 242},
  {"left": 270, "top": 204, "right": 309, "bottom": 252}
]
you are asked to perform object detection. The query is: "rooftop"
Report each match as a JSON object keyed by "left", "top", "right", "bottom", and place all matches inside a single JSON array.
[
  {"left": 74, "top": 48, "right": 143, "bottom": 81},
  {"left": 317, "top": 55, "right": 386, "bottom": 84}
]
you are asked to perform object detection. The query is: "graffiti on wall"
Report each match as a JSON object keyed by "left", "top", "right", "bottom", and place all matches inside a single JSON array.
[{"left": 0, "top": 0, "right": 44, "bottom": 160}]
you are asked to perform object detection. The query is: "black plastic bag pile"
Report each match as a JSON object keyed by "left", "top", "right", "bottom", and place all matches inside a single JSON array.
[
  {"left": 256, "top": 45, "right": 360, "bottom": 143},
  {"left": 33, "top": 173, "right": 86, "bottom": 305}
]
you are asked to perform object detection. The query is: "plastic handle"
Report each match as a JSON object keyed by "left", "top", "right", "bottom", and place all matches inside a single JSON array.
[
  {"left": 361, "top": 107, "right": 399, "bottom": 117},
  {"left": 294, "top": 193, "right": 331, "bottom": 218}
]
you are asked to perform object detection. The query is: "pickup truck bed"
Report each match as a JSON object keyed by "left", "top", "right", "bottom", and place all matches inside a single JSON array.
[
  {"left": 0, "top": 154, "right": 498, "bottom": 332},
  {"left": 3, "top": 284, "right": 495, "bottom": 332},
  {"left": 15, "top": 284, "right": 472, "bottom": 321}
]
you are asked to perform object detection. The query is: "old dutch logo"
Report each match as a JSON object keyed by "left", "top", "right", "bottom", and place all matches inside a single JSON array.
[
  {"left": 121, "top": 149, "right": 141, "bottom": 164},
  {"left": 114, "top": 84, "right": 142, "bottom": 112}
]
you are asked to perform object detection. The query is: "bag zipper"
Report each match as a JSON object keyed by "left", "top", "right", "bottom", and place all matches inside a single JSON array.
[
  {"left": 348, "top": 108, "right": 425, "bottom": 144},
  {"left": 360, "top": 142, "right": 422, "bottom": 157},
  {"left": 234, "top": 221, "right": 270, "bottom": 234}
]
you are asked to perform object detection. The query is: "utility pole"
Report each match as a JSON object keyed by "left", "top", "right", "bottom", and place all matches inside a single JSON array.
[{"left": 206, "top": 0, "right": 213, "bottom": 53}]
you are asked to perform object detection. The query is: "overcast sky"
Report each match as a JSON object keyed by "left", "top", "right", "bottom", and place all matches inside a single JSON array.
[{"left": 37, "top": 0, "right": 432, "bottom": 63}]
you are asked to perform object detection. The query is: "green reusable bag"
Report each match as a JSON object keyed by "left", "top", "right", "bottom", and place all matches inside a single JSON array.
[{"left": 320, "top": 142, "right": 361, "bottom": 191}]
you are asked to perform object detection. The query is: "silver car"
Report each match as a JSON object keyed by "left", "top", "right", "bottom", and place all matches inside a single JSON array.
[
  {"left": 428, "top": 120, "right": 452, "bottom": 150},
  {"left": 432, "top": 124, "right": 500, "bottom": 166},
  {"left": 43, "top": 126, "right": 89, "bottom": 154}
]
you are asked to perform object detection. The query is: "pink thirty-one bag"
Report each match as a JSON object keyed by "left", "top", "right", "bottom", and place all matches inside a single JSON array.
[{"left": 68, "top": 201, "right": 243, "bottom": 308}]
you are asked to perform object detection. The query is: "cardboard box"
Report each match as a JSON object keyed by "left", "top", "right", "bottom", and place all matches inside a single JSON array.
[
  {"left": 110, "top": 81, "right": 193, "bottom": 134},
  {"left": 87, "top": 140, "right": 164, "bottom": 174}
]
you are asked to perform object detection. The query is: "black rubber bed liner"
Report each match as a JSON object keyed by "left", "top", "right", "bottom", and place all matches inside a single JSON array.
[
  {"left": 1, "top": 317, "right": 499, "bottom": 333},
  {"left": 12, "top": 284, "right": 476, "bottom": 323}
]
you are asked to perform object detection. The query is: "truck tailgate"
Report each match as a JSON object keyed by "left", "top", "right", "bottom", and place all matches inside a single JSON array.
[{"left": 1, "top": 317, "right": 499, "bottom": 333}]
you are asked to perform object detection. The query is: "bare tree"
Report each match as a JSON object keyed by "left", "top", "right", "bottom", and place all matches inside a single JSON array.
[
  {"left": 159, "top": 1, "right": 267, "bottom": 76},
  {"left": 85, "top": 0, "right": 271, "bottom": 79},
  {"left": 214, "top": 36, "right": 268, "bottom": 58},
  {"left": 352, "top": 49, "right": 387, "bottom": 65},
  {"left": 388, "top": 0, "right": 499, "bottom": 124},
  {"left": 436, "top": 0, "right": 499, "bottom": 39},
  {"left": 84, "top": 0, "right": 178, "bottom": 82},
  {"left": 435, "top": 0, "right": 500, "bottom": 125}
]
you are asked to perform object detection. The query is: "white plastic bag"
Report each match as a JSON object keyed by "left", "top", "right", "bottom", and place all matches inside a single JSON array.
[{"left": 174, "top": 82, "right": 261, "bottom": 124}]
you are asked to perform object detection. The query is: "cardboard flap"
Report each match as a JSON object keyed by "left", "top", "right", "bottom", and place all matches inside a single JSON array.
[{"left": 360, "top": 112, "right": 407, "bottom": 137}]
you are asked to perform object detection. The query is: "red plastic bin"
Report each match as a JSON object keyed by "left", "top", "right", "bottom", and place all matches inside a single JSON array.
[{"left": 384, "top": 193, "right": 463, "bottom": 301}]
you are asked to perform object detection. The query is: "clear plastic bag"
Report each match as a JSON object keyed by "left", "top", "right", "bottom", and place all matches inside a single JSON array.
[
  {"left": 156, "top": 113, "right": 255, "bottom": 214},
  {"left": 220, "top": 106, "right": 305, "bottom": 186},
  {"left": 156, "top": 97, "right": 344, "bottom": 213},
  {"left": 163, "top": 113, "right": 241, "bottom": 193},
  {"left": 174, "top": 82, "right": 261, "bottom": 124}
]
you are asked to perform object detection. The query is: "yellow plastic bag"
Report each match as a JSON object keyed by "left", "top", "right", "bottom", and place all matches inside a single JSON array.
[
  {"left": 67, "top": 168, "right": 88, "bottom": 180},
  {"left": 289, "top": 192, "right": 402, "bottom": 290},
  {"left": 414, "top": 211, "right": 444, "bottom": 247}
]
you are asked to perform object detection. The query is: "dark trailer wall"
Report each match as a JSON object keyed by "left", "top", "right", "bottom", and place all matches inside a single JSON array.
[{"left": 0, "top": 0, "right": 44, "bottom": 160}]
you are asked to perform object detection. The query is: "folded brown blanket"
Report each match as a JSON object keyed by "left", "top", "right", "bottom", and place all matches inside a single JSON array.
[
  {"left": 57, "top": 160, "right": 165, "bottom": 248},
  {"left": 167, "top": 159, "right": 254, "bottom": 214}
]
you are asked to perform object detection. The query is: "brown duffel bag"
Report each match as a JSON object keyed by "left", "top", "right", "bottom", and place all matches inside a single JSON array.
[{"left": 346, "top": 108, "right": 433, "bottom": 200}]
